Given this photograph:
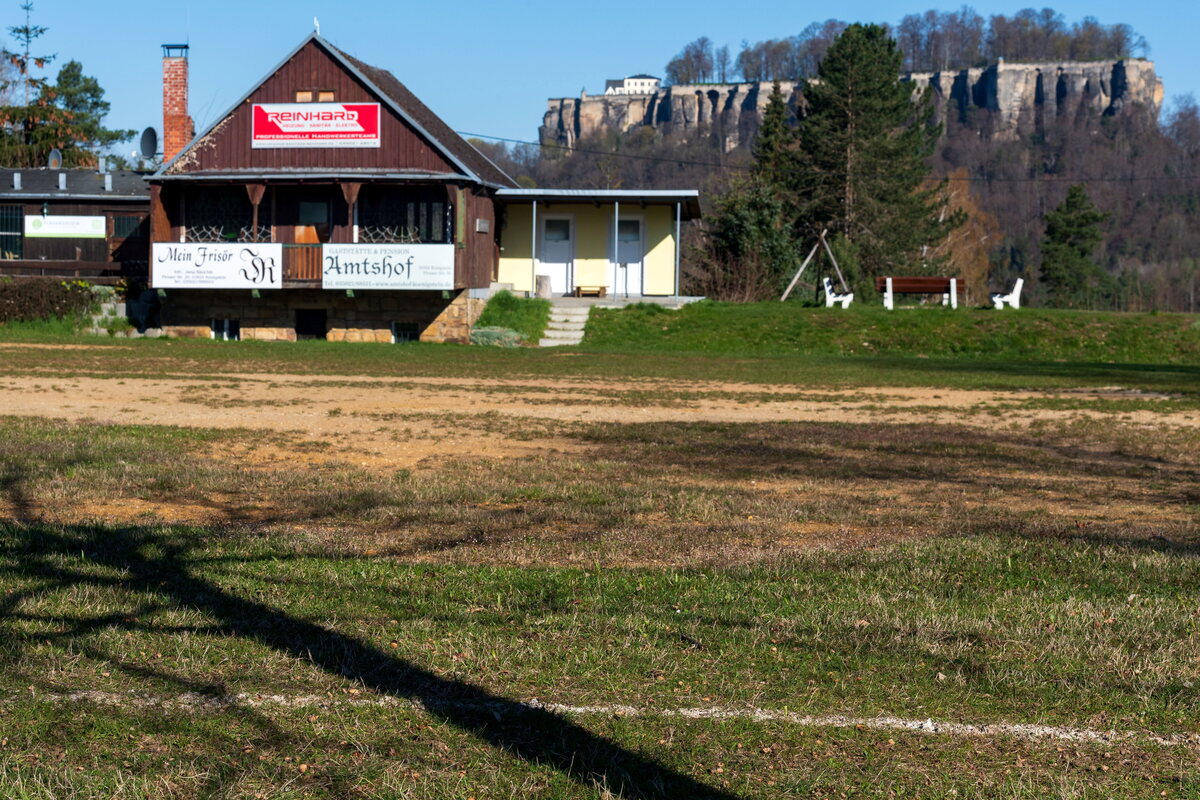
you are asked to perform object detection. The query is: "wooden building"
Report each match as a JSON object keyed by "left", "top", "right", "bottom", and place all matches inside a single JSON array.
[
  {"left": 148, "top": 34, "right": 701, "bottom": 344},
  {"left": 0, "top": 167, "right": 149, "bottom": 280},
  {"left": 149, "top": 35, "right": 516, "bottom": 342}
]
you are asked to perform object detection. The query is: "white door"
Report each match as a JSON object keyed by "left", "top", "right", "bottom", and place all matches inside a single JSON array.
[
  {"left": 614, "top": 218, "right": 644, "bottom": 297},
  {"left": 539, "top": 217, "right": 573, "bottom": 295}
]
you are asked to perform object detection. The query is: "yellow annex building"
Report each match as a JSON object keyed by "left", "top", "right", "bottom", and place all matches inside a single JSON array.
[{"left": 495, "top": 189, "right": 701, "bottom": 298}]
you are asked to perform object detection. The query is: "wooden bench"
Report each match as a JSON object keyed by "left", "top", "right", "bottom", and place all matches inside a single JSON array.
[
  {"left": 875, "top": 276, "right": 959, "bottom": 310},
  {"left": 573, "top": 285, "right": 607, "bottom": 298}
]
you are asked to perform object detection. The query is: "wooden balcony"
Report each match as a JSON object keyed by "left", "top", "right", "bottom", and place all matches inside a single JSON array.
[{"left": 282, "top": 244, "right": 322, "bottom": 285}]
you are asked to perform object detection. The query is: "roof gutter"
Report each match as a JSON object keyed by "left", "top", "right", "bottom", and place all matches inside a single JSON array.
[
  {"left": 0, "top": 192, "right": 148, "bottom": 201},
  {"left": 149, "top": 171, "right": 476, "bottom": 183}
]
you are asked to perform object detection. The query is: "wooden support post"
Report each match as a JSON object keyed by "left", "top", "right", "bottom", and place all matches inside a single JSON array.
[
  {"left": 819, "top": 231, "right": 849, "bottom": 293},
  {"left": 246, "top": 183, "right": 266, "bottom": 241},
  {"left": 780, "top": 241, "right": 820, "bottom": 302},
  {"left": 339, "top": 182, "right": 361, "bottom": 244}
]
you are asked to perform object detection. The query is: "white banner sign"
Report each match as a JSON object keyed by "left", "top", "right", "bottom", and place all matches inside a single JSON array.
[
  {"left": 152, "top": 243, "right": 283, "bottom": 289},
  {"left": 24, "top": 215, "right": 106, "bottom": 238},
  {"left": 322, "top": 244, "right": 455, "bottom": 290}
]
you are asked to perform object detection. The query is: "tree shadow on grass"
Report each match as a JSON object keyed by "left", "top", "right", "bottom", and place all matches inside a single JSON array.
[
  {"left": 861, "top": 357, "right": 1200, "bottom": 394},
  {"left": 0, "top": 521, "right": 741, "bottom": 799}
]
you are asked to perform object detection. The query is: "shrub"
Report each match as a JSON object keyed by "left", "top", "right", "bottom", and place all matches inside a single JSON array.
[
  {"left": 470, "top": 326, "right": 524, "bottom": 347},
  {"left": 474, "top": 290, "right": 550, "bottom": 343},
  {"left": 0, "top": 278, "right": 96, "bottom": 325}
]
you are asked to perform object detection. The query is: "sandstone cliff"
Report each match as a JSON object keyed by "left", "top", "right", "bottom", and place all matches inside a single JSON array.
[{"left": 540, "top": 59, "right": 1163, "bottom": 149}]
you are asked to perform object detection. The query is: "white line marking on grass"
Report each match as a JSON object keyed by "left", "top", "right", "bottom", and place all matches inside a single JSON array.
[{"left": 17, "top": 690, "right": 1200, "bottom": 749}]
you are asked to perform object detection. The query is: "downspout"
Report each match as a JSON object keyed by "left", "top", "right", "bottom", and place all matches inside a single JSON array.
[
  {"left": 612, "top": 200, "right": 620, "bottom": 297},
  {"left": 530, "top": 200, "right": 538, "bottom": 298},
  {"left": 674, "top": 201, "right": 681, "bottom": 300}
]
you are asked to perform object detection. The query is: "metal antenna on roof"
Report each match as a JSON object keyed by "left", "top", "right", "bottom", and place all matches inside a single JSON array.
[{"left": 314, "top": 17, "right": 320, "bottom": 34}]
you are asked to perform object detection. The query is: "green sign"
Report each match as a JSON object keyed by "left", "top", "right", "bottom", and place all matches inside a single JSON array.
[{"left": 24, "top": 215, "right": 107, "bottom": 239}]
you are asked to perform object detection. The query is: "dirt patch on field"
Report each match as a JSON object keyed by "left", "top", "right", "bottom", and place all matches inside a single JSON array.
[
  {"left": 1, "top": 371, "right": 1195, "bottom": 559},
  {"left": 1, "top": 373, "right": 1196, "bottom": 473}
]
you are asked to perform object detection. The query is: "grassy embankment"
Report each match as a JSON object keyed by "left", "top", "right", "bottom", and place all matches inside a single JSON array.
[
  {"left": 473, "top": 290, "right": 551, "bottom": 343},
  {"left": 1, "top": 309, "right": 1199, "bottom": 398},
  {"left": 584, "top": 301, "right": 1200, "bottom": 363}
]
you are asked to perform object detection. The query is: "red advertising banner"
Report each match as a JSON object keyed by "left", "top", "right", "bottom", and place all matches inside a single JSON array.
[{"left": 251, "top": 103, "right": 381, "bottom": 149}]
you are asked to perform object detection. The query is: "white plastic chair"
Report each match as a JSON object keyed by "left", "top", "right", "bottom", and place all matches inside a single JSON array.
[
  {"left": 822, "top": 276, "right": 854, "bottom": 309},
  {"left": 990, "top": 278, "right": 1024, "bottom": 309}
]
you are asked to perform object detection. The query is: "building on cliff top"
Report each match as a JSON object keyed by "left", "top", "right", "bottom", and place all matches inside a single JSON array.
[
  {"left": 148, "top": 35, "right": 699, "bottom": 343},
  {"left": 604, "top": 75, "right": 661, "bottom": 95}
]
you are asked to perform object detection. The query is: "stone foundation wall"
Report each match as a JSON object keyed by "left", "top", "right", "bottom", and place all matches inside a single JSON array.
[{"left": 160, "top": 289, "right": 485, "bottom": 344}]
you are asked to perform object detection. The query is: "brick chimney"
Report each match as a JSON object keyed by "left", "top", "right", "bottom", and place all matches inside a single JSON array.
[{"left": 161, "top": 44, "right": 193, "bottom": 163}]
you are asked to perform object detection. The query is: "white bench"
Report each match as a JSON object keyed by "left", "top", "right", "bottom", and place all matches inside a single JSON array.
[
  {"left": 990, "top": 278, "right": 1024, "bottom": 309},
  {"left": 822, "top": 276, "right": 854, "bottom": 309}
]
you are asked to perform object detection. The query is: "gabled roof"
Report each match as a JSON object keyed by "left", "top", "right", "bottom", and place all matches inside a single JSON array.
[
  {"left": 155, "top": 33, "right": 516, "bottom": 189},
  {"left": 329, "top": 44, "right": 516, "bottom": 188}
]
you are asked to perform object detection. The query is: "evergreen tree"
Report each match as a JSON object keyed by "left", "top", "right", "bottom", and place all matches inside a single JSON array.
[
  {"left": 41, "top": 61, "right": 134, "bottom": 151},
  {"left": 1039, "top": 184, "right": 1112, "bottom": 308},
  {"left": 0, "top": 4, "right": 130, "bottom": 166},
  {"left": 1, "top": 0, "right": 52, "bottom": 106},
  {"left": 751, "top": 82, "right": 794, "bottom": 193},
  {"left": 794, "top": 23, "right": 958, "bottom": 294},
  {"left": 0, "top": 0, "right": 62, "bottom": 164},
  {"left": 695, "top": 173, "right": 800, "bottom": 300}
]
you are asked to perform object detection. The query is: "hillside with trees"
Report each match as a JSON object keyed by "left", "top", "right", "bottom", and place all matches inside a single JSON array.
[{"left": 486, "top": 8, "right": 1199, "bottom": 312}]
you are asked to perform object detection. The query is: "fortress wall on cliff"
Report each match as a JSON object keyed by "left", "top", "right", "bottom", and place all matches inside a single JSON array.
[{"left": 540, "top": 60, "right": 1162, "bottom": 150}]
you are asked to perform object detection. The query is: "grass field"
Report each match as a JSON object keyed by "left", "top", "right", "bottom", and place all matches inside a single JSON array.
[{"left": 0, "top": 318, "right": 1198, "bottom": 798}]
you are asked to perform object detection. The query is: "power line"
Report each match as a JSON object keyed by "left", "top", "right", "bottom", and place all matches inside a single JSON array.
[
  {"left": 458, "top": 131, "right": 748, "bottom": 171},
  {"left": 458, "top": 130, "right": 1200, "bottom": 185}
]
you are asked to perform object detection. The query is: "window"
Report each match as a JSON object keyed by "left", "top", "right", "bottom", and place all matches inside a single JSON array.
[
  {"left": 391, "top": 322, "right": 419, "bottom": 343},
  {"left": 211, "top": 318, "right": 240, "bottom": 341},
  {"left": 0, "top": 204, "right": 22, "bottom": 259},
  {"left": 617, "top": 219, "right": 640, "bottom": 242},
  {"left": 113, "top": 215, "right": 147, "bottom": 239},
  {"left": 185, "top": 187, "right": 261, "bottom": 242},
  {"left": 298, "top": 201, "right": 328, "bottom": 226},
  {"left": 296, "top": 200, "right": 330, "bottom": 243},
  {"left": 295, "top": 90, "right": 334, "bottom": 102},
  {"left": 544, "top": 219, "right": 571, "bottom": 242},
  {"left": 357, "top": 188, "right": 450, "bottom": 244}
]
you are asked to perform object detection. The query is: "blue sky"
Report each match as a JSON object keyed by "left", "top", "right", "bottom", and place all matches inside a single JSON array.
[{"left": 10, "top": 0, "right": 1199, "bottom": 156}]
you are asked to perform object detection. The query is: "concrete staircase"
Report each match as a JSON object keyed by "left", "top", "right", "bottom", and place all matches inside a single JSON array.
[{"left": 539, "top": 304, "right": 589, "bottom": 347}]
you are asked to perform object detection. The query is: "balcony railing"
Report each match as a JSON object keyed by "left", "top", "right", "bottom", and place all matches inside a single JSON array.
[{"left": 283, "top": 244, "right": 322, "bottom": 282}]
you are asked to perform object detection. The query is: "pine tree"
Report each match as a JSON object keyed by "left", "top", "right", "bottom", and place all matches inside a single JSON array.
[
  {"left": 41, "top": 61, "right": 134, "bottom": 151},
  {"left": 1040, "top": 184, "right": 1112, "bottom": 308},
  {"left": 0, "top": 4, "right": 131, "bottom": 166},
  {"left": 695, "top": 172, "right": 801, "bottom": 301},
  {"left": 794, "top": 23, "right": 958, "bottom": 293},
  {"left": 2, "top": 1, "right": 52, "bottom": 107},
  {"left": 751, "top": 82, "right": 794, "bottom": 193}
]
